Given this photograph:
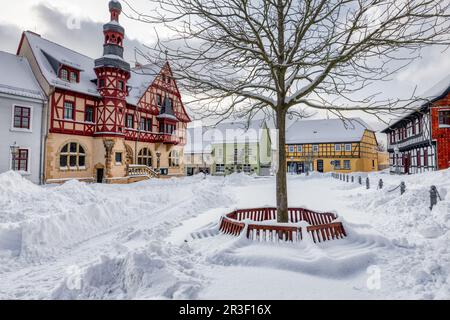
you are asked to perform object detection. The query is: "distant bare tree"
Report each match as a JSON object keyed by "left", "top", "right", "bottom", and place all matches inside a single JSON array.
[{"left": 123, "top": 0, "right": 450, "bottom": 222}]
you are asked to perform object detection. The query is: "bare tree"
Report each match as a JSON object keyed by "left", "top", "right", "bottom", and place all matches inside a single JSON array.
[{"left": 123, "top": 0, "right": 450, "bottom": 222}]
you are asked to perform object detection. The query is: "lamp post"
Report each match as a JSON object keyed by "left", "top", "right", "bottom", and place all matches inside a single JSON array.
[
  {"left": 10, "top": 142, "right": 19, "bottom": 169},
  {"left": 156, "top": 151, "right": 161, "bottom": 172},
  {"left": 394, "top": 146, "right": 400, "bottom": 174}
]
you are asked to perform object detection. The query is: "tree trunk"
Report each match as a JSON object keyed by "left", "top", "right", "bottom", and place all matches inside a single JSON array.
[{"left": 276, "top": 109, "right": 289, "bottom": 223}]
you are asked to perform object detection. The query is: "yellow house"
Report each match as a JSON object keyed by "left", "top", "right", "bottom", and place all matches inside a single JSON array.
[{"left": 285, "top": 118, "right": 379, "bottom": 174}]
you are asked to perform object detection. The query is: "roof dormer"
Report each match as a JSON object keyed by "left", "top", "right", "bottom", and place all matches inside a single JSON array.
[{"left": 58, "top": 65, "right": 80, "bottom": 83}]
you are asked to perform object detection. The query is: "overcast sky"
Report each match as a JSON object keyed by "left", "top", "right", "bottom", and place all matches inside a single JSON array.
[{"left": 0, "top": 0, "right": 449, "bottom": 138}]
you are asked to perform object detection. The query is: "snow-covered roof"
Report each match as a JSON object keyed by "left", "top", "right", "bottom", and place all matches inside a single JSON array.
[
  {"left": 382, "top": 74, "right": 450, "bottom": 132},
  {"left": 23, "top": 31, "right": 158, "bottom": 106},
  {"left": 0, "top": 51, "right": 45, "bottom": 101},
  {"left": 286, "top": 118, "right": 373, "bottom": 144}
]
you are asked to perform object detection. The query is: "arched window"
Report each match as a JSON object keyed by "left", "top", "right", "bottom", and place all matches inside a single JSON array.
[
  {"left": 138, "top": 148, "right": 153, "bottom": 167},
  {"left": 169, "top": 150, "right": 180, "bottom": 167},
  {"left": 59, "top": 142, "right": 86, "bottom": 170}
]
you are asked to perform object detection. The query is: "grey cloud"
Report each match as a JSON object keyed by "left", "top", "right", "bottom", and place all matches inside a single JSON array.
[
  {"left": 0, "top": 3, "right": 149, "bottom": 63},
  {"left": 0, "top": 23, "right": 23, "bottom": 54}
]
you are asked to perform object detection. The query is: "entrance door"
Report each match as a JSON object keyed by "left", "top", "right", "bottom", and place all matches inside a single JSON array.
[
  {"left": 317, "top": 160, "right": 324, "bottom": 173},
  {"left": 404, "top": 154, "right": 410, "bottom": 174},
  {"left": 297, "top": 162, "right": 304, "bottom": 174},
  {"left": 96, "top": 168, "right": 104, "bottom": 183}
]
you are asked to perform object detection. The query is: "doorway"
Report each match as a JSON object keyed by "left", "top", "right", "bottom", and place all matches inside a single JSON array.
[
  {"left": 96, "top": 168, "right": 104, "bottom": 183},
  {"left": 317, "top": 160, "right": 324, "bottom": 173},
  {"left": 403, "top": 154, "right": 410, "bottom": 174}
]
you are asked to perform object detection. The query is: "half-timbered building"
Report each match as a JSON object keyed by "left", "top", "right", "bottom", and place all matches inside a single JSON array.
[
  {"left": 16, "top": 0, "right": 190, "bottom": 183},
  {"left": 382, "top": 75, "right": 450, "bottom": 174},
  {"left": 285, "top": 118, "right": 379, "bottom": 174}
]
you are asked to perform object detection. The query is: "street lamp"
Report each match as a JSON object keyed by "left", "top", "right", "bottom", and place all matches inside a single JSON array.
[
  {"left": 156, "top": 151, "right": 161, "bottom": 171},
  {"left": 10, "top": 142, "right": 19, "bottom": 169},
  {"left": 394, "top": 146, "right": 400, "bottom": 174}
]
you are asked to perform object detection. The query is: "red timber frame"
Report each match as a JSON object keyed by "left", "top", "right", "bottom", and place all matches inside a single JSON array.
[
  {"left": 49, "top": 63, "right": 191, "bottom": 145},
  {"left": 430, "top": 91, "right": 450, "bottom": 170},
  {"left": 50, "top": 88, "right": 97, "bottom": 136},
  {"left": 95, "top": 67, "right": 130, "bottom": 136}
]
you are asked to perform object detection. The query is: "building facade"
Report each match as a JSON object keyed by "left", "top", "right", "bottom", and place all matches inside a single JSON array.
[
  {"left": 382, "top": 76, "right": 450, "bottom": 174},
  {"left": 184, "top": 127, "right": 213, "bottom": 176},
  {"left": 0, "top": 52, "right": 45, "bottom": 184},
  {"left": 16, "top": 1, "right": 190, "bottom": 184},
  {"left": 285, "top": 118, "right": 379, "bottom": 174},
  {"left": 207, "top": 120, "right": 273, "bottom": 176}
]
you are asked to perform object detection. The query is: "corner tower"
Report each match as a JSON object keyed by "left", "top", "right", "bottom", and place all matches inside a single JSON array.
[{"left": 94, "top": 0, "right": 130, "bottom": 135}]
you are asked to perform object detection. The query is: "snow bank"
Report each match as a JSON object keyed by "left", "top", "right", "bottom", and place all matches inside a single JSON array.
[
  {"left": 0, "top": 172, "right": 232, "bottom": 263},
  {"left": 346, "top": 169, "right": 450, "bottom": 299},
  {"left": 52, "top": 242, "right": 204, "bottom": 300}
]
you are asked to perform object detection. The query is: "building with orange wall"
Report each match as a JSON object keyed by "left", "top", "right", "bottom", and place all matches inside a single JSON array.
[{"left": 16, "top": 1, "right": 191, "bottom": 183}]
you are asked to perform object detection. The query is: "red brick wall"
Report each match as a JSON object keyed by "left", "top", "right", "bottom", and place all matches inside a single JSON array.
[{"left": 431, "top": 91, "right": 450, "bottom": 170}]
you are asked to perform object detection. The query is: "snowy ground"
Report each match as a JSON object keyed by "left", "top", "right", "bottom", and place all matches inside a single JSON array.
[{"left": 0, "top": 169, "right": 449, "bottom": 300}]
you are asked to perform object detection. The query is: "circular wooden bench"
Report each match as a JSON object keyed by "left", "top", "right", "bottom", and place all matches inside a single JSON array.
[{"left": 219, "top": 207, "right": 347, "bottom": 243}]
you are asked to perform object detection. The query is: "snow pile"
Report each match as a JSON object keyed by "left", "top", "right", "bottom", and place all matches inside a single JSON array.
[
  {"left": 0, "top": 172, "right": 232, "bottom": 263},
  {"left": 52, "top": 242, "right": 204, "bottom": 300},
  {"left": 347, "top": 169, "right": 450, "bottom": 299}
]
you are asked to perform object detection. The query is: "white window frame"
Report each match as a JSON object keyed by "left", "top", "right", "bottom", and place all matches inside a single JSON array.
[
  {"left": 438, "top": 109, "right": 450, "bottom": 128},
  {"left": 335, "top": 144, "right": 341, "bottom": 151},
  {"left": 313, "top": 145, "right": 319, "bottom": 152},
  {"left": 11, "top": 104, "right": 33, "bottom": 133},
  {"left": 297, "top": 145, "right": 302, "bottom": 152},
  {"left": 288, "top": 146, "right": 295, "bottom": 153},
  {"left": 9, "top": 146, "right": 31, "bottom": 175},
  {"left": 345, "top": 144, "right": 352, "bottom": 152}
]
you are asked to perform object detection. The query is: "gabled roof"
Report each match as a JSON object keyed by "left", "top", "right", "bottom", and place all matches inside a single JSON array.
[
  {"left": 286, "top": 118, "right": 373, "bottom": 144},
  {"left": 382, "top": 74, "right": 450, "bottom": 132},
  {"left": 0, "top": 51, "right": 45, "bottom": 101},
  {"left": 20, "top": 31, "right": 158, "bottom": 106}
]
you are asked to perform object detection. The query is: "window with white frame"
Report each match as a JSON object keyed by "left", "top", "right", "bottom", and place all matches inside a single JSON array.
[
  {"left": 288, "top": 146, "right": 295, "bottom": 153},
  {"left": 169, "top": 150, "right": 180, "bottom": 167},
  {"left": 297, "top": 145, "right": 302, "bottom": 152},
  {"left": 438, "top": 110, "right": 450, "bottom": 127},
  {"left": 345, "top": 144, "right": 352, "bottom": 152},
  {"left": 216, "top": 164, "right": 225, "bottom": 173},
  {"left": 335, "top": 144, "right": 341, "bottom": 151},
  {"left": 13, "top": 106, "right": 31, "bottom": 130},
  {"left": 64, "top": 101, "right": 74, "bottom": 120},
  {"left": 313, "top": 145, "right": 319, "bottom": 152},
  {"left": 11, "top": 149, "right": 29, "bottom": 172}
]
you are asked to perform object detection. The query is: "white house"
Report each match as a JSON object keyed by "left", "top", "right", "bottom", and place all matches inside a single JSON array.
[{"left": 0, "top": 51, "right": 46, "bottom": 184}]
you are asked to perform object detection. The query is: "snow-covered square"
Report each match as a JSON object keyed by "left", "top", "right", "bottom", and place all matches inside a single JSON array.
[{"left": 0, "top": 170, "right": 448, "bottom": 299}]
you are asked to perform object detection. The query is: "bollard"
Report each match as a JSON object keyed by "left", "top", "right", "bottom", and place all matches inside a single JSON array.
[
  {"left": 400, "top": 181, "right": 406, "bottom": 195},
  {"left": 351, "top": 176, "right": 354, "bottom": 183},
  {"left": 346, "top": 175, "right": 349, "bottom": 183},
  {"left": 430, "top": 185, "right": 438, "bottom": 210},
  {"left": 378, "top": 179, "right": 383, "bottom": 190},
  {"left": 366, "top": 177, "right": 370, "bottom": 189},
  {"left": 358, "top": 176, "right": 362, "bottom": 185}
]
